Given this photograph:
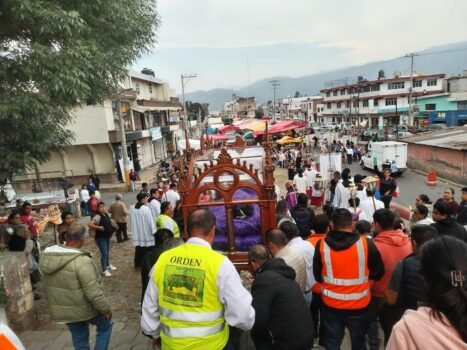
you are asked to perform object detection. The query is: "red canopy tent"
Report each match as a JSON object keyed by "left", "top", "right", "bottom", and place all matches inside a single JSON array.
[
  {"left": 253, "top": 120, "right": 305, "bottom": 137},
  {"left": 218, "top": 125, "right": 240, "bottom": 134}
]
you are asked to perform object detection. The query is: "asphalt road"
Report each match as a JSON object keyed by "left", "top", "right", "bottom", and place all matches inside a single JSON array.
[{"left": 345, "top": 161, "right": 464, "bottom": 208}]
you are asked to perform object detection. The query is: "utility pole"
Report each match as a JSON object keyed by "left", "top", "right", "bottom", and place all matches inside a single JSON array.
[
  {"left": 270, "top": 80, "right": 280, "bottom": 119},
  {"left": 117, "top": 99, "right": 130, "bottom": 187},
  {"left": 181, "top": 74, "right": 197, "bottom": 130},
  {"left": 405, "top": 53, "right": 418, "bottom": 127}
]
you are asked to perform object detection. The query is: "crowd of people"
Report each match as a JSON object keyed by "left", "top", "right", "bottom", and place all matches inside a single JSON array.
[{"left": 4, "top": 160, "right": 467, "bottom": 350}]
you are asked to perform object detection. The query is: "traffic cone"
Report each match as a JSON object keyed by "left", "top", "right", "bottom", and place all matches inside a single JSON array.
[{"left": 427, "top": 171, "right": 437, "bottom": 186}]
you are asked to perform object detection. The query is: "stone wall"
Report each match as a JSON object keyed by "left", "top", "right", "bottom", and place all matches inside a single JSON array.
[
  {"left": 407, "top": 143, "right": 467, "bottom": 184},
  {"left": 0, "top": 252, "right": 37, "bottom": 331}
]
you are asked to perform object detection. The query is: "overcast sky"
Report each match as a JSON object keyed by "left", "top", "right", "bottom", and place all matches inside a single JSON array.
[{"left": 134, "top": 0, "right": 467, "bottom": 93}]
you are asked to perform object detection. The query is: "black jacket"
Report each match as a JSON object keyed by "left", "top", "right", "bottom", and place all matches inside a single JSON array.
[
  {"left": 313, "top": 230, "right": 385, "bottom": 315},
  {"left": 431, "top": 219, "right": 467, "bottom": 243},
  {"left": 457, "top": 201, "right": 467, "bottom": 225},
  {"left": 251, "top": 258, "right": 314, "bottom": 350},
  {"left": 290, "top": 205, "right": 315, "bottom": 239}
]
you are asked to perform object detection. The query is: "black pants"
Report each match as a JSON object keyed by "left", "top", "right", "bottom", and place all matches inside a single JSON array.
[
  {"left": 288, "top": 169, "right": 295, "bottom": 181},
  {"left": 116, "top": 223, "right": 128, "bottom": 242},
  {"left": 311, "top": 292, "right": 325, "bottom": 346},
  {"left": 381, "top": 195, "right": 392, "bottom": 209},
  {"left": 134, "top": 246, "right": 154, "bottom": 268}
]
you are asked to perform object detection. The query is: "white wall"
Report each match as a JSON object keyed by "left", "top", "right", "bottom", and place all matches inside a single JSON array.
[{"left": 70, "top": 104, "right": 112, "bottom": 145}]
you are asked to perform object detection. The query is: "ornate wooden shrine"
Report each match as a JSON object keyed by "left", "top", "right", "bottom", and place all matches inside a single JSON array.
[{"left": 177, "top": 125, "right": 277, "bottom": 268}]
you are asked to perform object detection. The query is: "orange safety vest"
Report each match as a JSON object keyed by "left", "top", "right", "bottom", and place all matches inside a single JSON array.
[
  {"left": 307, "top": 234, "right": 326, "bottom": 294},
  {"left": 320, "top": 237, "right": 370, "bottom": 310}
]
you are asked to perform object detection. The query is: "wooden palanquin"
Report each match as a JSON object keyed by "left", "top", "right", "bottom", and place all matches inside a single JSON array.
[{"left": 177, "top": 127, "right": 277, "bottom": 269}]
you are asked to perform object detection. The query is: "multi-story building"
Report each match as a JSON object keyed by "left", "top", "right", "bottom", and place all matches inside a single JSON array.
[
  {"left": 280, "top": 96, "right": 323, "bottom": 122},
  {"left": 416, "top": 71, "right": 467, "bottom": 127},
  {"left": 223, "top": 95, "right": 256, "bottom": 118},
  {"left": 320, "top": 71, "right": 445, "bottom": 128},
  {"left": 36, "top": 69, "right": 182, "bottom": 184}
]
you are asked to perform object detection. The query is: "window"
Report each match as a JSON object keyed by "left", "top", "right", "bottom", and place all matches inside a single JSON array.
[
  {"left": 348, "top": 88, "right": 354, "bottom": 94},
  {"left": 333, "top": 91, "right": 338, "bottom": 96},
  {"left": 458, "top": 102, "right": 467, "bottom": 110},
  {"left": 385, "top": 98, "right": 397, "bottom": 106},
  {"left": 361, "top": 85, "right": 370, "bottom": 93},
  {"left": 362, "top": 100, "right": 369, "bottom": 107},
  {"left": 388, "top": 82, "right": 405, "bottom": 90},
  {"left": 326, "top": 91, "right": 330, "bottom": 97},
  {"left": 337, "top": 102, "right": 341, "bottom": 109},
  {"left": 427, "top": 79, "right": 437, "bottom": 87},
  {"left": 346, "top": 101, "right": 350, "bottom": 108},
  {"left": 413, "top": 80, "right": 422, "bottom": 88},
  {"left": 374, "top": 99, "right": 379, "bottom": 107},
  {"left": 327, "top": 103, "right": 331, "bottom": 109},
  {"left": 148, "top": 83, "right": 153, "bottom": 93},
  {"left": 353, "top": 101, "right": 358, "bottom": 108},
  {"left": 425, "top": 104, "right": 436, "bottom": 111},
  {"left": 135, "top": 83, "right": 140, "bottom": 95},
  {"left": 371, "top": 85, "right": 380, "bottom": 91},
  {"left": 340, "top": 90, "right": 346, "bottom": 95}
]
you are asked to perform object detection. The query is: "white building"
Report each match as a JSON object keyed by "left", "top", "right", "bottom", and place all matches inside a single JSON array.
[
  {"left": 36, "top": 69, "right": 182, "bottom": 185},
  {"left": 280, "top": 96, "right": 323, "bottom": 122},
  {"left": 223, "top": 95, "right": 256, "bottom": 118},
  {"left": 320, "top": 71, "right": 445, "bottom": 128}
]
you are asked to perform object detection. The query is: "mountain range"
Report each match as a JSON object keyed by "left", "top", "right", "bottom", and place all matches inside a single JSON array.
[{"left": 183, "top": 41, "right": 467, "bottom": 110}]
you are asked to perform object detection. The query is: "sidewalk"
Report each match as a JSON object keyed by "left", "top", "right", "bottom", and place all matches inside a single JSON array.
[{"left": 99, "top": 164, "right": 159, "bottom": 193}]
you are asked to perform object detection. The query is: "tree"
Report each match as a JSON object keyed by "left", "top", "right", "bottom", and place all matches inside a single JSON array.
[
  {"left": 294, "top": 91, "right": 301, "bottom": 98},
  {"left": 186, "top": 101, "right": 209, "bottom": 121},
  {"left": 255, "top": 107, "right": 264, "bottom": 119},
  {"left": 0, "top": 0, "right": 159, "bottom": 181}
]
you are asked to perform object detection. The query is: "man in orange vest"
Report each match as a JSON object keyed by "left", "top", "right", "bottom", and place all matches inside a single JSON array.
[
  {"left": 313, "top": 208, "right": 384, "bottom": 350},
  {"left": 307, "top": 214, "right": 330, "bottom": 348}
]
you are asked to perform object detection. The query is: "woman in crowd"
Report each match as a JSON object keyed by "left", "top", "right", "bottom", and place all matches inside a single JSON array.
[
  {"left": 387, "top": 236, "right": 467, "bottom": 349},
  {"left": 88, "top": 202, "right": 117, "bottom": 277},
  {"left": 415, "top": 194, "right": 433, "bottom": 217}
]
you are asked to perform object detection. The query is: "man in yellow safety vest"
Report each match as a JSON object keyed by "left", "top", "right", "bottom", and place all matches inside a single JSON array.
[{"left": 141, "top": 209, "right": 255, "bottom": 349}]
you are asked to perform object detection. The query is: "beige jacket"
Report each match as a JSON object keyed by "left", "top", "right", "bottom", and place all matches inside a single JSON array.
[
  {"left": 108, "top": 200, "right": 128, "bottom": 223},
  {"left": 275, "top": 245, "right": 307, "bottom": 294},
  {"left": 387, "top": 307, "right": 467, "bottom": 349}
]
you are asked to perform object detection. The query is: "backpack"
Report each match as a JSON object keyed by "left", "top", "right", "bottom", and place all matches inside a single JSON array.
[{"left": 292, "top": 207, "right": 313, "bottom": 239}]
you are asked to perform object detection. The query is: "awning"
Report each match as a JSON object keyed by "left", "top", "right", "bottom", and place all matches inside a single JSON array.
[
  {"left": 201, "top": 134, "right": 228, "bottom": 141},
  {"left": 131, "top": 106, "right": 181, "bottom": 113},
  {"left": 276, "top": 136, "right": 303, "bottom": 145},
  {"left": 210, "top": 123, "right": 225, "bottom": 129}
]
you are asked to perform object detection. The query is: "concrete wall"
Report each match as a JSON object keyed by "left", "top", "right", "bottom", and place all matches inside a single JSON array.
[
  {"left": 407, "top": 143, "right": 467, "bottom": 184},
  {"left": 418, "top": 95, "right": 456, "bottom": 112},
  {"left": 70, "top": 103, "right": 113, "bottom": 145}
]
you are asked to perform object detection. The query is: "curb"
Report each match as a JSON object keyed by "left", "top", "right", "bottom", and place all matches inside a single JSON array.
[{"left": 410, "top": 169, "right": 464, "bottom": 188}]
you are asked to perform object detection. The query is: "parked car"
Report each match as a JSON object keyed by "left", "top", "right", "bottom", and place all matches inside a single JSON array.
[
  {"left": 388, "top": 131, "right": 413, "bottom": 139},
  {"left": 429, "top": 123, "right": 448, "bottom": 131}
]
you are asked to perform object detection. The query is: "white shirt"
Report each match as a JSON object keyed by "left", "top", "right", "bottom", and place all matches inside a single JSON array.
[
  {"left": 293, "top": 175, "right": 309, "bottom": 194},
  {"left": 148, "top": 199, "right": 161, "bottom": 219},
  {"left": 288, "top": 237, "right": 316, "bottom": 291},
  {"left": 141, "top": 237, "right": 255, "bottom": 338},
  {"left": 359, "top": 197, "right": 385, "bottom": 223},
  {"left": 130, "top": 205, "right": 156, "bottom": 247},
  {"left": 357, "top": 189, "right": 368, "bottom": 202},
  {"left": 304, "top": 168, "right": 318, "bottom": 187},
  {"left": 333, "top": 182, "right": 350, "bottom": 209},
  {"left": 162, "top": 190, "right": 180, "bottom": 208}
]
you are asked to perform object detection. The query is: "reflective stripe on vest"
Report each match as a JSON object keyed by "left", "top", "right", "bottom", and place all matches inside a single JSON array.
[
  {"left": 154, "top": 244, "right": 229, "bottom": 349},
  {"left": 160, "top": 307, "right": 224, "bottom": 323},
  {"left": 160, "top": 322, "right": 225, "bottom": 338},
  {"left": 323, "top": 239, "right": 367, "bottom": 285},
  {"left": 322, "top": 288, "right": 369, "bottom": 301},
  {"left": 320, "top": 236, "right": 371, "bottom": 309}
]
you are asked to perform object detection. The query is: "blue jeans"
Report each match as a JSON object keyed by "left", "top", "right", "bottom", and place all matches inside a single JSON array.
[
  {"left": 322, "top": 306, "right": 369, "bottom": 350},
  {"left": 67, "top": 314, "right": 113, "bottom": 350},
  {"left": 95, "top": 238, "right": 110, "bottom": 271}
]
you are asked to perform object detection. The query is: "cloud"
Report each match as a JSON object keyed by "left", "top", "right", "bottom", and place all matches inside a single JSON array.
[{"left": 136, "top": 0, "right": 467, "bottom": 91}]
